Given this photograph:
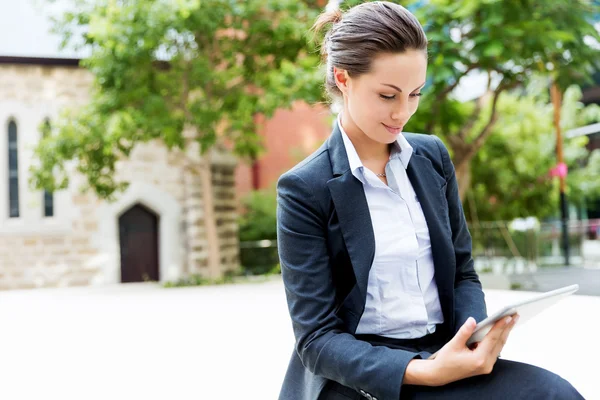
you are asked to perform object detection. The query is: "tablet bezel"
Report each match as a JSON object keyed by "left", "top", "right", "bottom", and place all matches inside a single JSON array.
[
  {"left": 467, "top": 283, "right": 579, "bottom": 345},
  {"left": 427, "top": 284, "right": 579, "bottom": 359}
]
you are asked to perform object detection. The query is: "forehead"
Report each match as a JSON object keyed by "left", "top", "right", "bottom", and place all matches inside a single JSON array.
[{"left": 361, "top": 50, "right": 427, "bottom": 87}]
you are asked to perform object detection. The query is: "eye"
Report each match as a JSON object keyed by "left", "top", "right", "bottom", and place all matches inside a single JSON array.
[
  {"left": 411, "top": 93, "right": 423, "bottom": 97},
  {"left": 380, "top": 94, "right": 395, "bottom": 100}
]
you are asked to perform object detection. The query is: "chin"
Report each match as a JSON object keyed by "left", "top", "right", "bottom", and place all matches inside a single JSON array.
[
  {"left": 377, "top": 135, "right": 397, "bottom": 145},
  {"left": 383, "top": 131, "right": 401, "bottom": 141}
]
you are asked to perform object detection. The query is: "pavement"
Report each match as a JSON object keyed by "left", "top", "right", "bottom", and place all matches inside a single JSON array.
[
  {"left": 0, "top": 278, "right": 598, "bottom": 400},
  {"left": 509, "top": 266, "right": 600, "bottom": 296}
]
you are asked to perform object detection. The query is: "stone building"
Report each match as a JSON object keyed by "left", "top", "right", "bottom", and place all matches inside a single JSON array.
[
  {"left": 0, "top": 56, "right": 239, "bottom": 290},
  {"left": 0, "top": 1, "right": 334, "bottom": 291}
]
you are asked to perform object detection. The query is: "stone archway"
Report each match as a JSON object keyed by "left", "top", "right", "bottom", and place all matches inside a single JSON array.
[{"left": 95, "top": 182, "right": 182, "bottom": 285}]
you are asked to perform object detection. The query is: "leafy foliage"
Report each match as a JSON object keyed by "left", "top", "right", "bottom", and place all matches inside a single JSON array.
[
  {"left": 406, "top": 0, "right": 600, "bottom": 139},
  {"left": 31, "top": 0, "right": 600, "bottom": 216},
  {"left": 238, "top": 188, "right": 278, "bottom": 241},
  {"left": 31, "top": 0, "right": 324, "bottom": 198},
  {"left": 464, "top": 83, "right": 600, "bottom": 222}
]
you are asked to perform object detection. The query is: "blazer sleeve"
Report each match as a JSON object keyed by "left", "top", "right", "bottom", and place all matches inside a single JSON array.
[
  {"left": 433, "top": 136, "right": 488, "bottom": 334},
  {"left": 277, "top": 171, "right": 425, "bottom": 400}
]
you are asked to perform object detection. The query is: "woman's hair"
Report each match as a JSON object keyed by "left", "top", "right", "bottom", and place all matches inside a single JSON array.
[{"left": 312, "top": 1, "right": 428, "bottom": 102}]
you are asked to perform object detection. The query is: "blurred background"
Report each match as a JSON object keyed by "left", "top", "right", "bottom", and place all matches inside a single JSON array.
[
  {"left": 1, "top": 0, "right": 599, "bottom": 292},
  {"left": 0, "top": 0, "right": 599, "bottom": 399}
]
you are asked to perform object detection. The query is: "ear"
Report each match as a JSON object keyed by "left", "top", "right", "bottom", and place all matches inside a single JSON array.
[{"left": 333, "top": 67, "right": 349, "bottom": 94}]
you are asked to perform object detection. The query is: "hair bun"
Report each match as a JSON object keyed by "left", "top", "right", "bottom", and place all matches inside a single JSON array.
[
  {"left": 312, "top": 8, "right": 343, "bottom": 38},
  {"left": 329, "top": 8, "right": 342, "bottom": 24}
]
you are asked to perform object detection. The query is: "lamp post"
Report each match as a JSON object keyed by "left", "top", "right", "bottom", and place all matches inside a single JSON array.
[{"left": 550, "top": 82, "right": 570, "bottom": 266}]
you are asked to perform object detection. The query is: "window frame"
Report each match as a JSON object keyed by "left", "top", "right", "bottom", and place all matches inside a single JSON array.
[{"left": 7, "top": 119, "right": 19, "bottom": 218}]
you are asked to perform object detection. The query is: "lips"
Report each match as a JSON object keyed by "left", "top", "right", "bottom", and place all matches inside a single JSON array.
[{"left": 383, "top": 123, "right": 403, "bottom": 134}]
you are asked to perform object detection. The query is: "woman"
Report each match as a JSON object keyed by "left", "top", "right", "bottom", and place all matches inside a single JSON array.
[{"left": 276, "top": 2, "right": 583, "bottom": 399}]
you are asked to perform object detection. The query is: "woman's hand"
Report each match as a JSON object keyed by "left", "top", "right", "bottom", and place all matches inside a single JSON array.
[
  {"left": 403, "top": 314, "right": 519, "bottom": 386},
  {"left": 429, "top": 314, "right": 519, "bottom": 385}
]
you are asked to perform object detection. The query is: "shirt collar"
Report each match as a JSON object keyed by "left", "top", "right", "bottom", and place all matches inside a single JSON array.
[{"left": 337, "top": 114, "right": 413, "bottom": 173}]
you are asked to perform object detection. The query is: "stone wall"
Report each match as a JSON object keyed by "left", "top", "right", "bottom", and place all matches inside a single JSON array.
[
  {"left": 0, "top": 220, "right": 101, "bottom": 290},
  {"left": 0, "top": 63, "right": 99, "bottom": 290},
  {"left": 0, "top": 62, "right": 239, "bottom": 290},
  {"left": 212, "top": 160, "right": 239, "bottom": 275},
  {"left": 181, "top": 150, "right": 239, "bottom": 278}
]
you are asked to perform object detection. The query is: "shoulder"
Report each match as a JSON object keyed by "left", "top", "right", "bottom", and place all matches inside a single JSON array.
[
  {"left": 277, "top": 141, "right": 333, "bottom": 188},
  {"left": 276, "top": 141, "right": 333, "bottom": 211},
  {"left": 404, "top": 132, "right": 451, "bottom": 180},
  {"left": 404, "top": 132, "right": 448, "bottom": 159}
]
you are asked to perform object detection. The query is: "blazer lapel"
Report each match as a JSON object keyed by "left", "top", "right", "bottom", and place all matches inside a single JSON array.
[
  {"left": 405, "top": 147, "right": 454, "bottom": 320},
  {"left": 328, "top": 173, "right": 375, "bottom": 300},
  {"left": 326, "top": 125, "right": 375, "bottom": 300},
  {"left": 325, "top": 125, "right": 454, "bottom": 322}
]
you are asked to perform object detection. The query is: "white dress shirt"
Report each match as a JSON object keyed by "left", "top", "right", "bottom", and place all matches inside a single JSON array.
[{"left": 338, "top": 115, "right": 444, "bottom": 339}]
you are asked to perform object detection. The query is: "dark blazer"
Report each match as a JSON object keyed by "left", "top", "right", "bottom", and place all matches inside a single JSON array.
[{"left": 276, "top": 123, "right": 487, "bottom": 400}]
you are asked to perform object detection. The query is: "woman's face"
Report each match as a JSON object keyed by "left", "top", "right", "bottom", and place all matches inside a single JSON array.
[{"left": 335, "top": 50, "right": 427, "bottom": 144}]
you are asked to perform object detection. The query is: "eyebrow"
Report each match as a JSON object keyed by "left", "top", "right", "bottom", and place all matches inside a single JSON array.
[{"left": 381, "top": 82, "right": 426, "bottom": 92}]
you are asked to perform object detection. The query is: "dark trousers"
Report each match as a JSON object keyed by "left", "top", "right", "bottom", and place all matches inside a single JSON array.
[{"left": 318, "top": 330, "right": 584, "bottom": 400}]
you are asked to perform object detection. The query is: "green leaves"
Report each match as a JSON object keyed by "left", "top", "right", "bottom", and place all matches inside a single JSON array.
[
  {"left": 482, "top": 41, "right": 503, "bottom": 58},
  {"left": 238, "top": 188, "right": 278, "bottom": 241},
  {"left": 464, "top": 83, "right": 600, "bottom": 221},
  {"left": 415, "top": 0, "right": 600, "bottom": 103},
  {"left": 32, "top": 0, "right": 600, "bottom": 207},
  {"left": 32, "top": 0, "right": 322, "bottom": 198}
]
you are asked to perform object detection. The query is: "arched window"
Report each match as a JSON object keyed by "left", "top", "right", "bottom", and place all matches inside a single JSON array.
[
  {"left": 8, "top": 120, "right": 19, "bottom": 218},
  {"left": 41, "top": 119, "right": 54, "bottom": 217}
]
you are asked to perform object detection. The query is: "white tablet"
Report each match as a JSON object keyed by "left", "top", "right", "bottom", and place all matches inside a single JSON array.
[
  {"left": 466, "top": 284, "right": 579, "bottom": 345},
  {"left": 428, "top": 284, "right": 579, "bottom": 359}
]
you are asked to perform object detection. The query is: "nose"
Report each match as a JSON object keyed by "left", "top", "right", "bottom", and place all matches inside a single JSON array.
[{"left": 391, "top": 101, "right": 411, "bottom": 125}]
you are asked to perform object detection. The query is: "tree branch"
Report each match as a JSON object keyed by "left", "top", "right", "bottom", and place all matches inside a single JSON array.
[
  {"left": 441, "top": 63, "right": 480, "bottom": 98},
  {"left": 458, "top": 97, "right": 482, "bottom": 140},
  {"left": 457, "top": 70, "right": 494, "bottom": 140},
  {"left": 471, "top": 87, "right": 502, "bottom": 151},
  {"left": 181, "top": 61, "right": 192, "bottom": 119},
  {"left": 425, "top": 63, "right": 480, "bottom": 133},
  {"left": 471, "top": 79, "right": 521, "bottom": 151}
]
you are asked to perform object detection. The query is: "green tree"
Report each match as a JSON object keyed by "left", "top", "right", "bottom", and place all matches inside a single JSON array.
[
  {"left": 30, "top": 0, "right": 323, "bottom": 274},
  {"left": 465, "top": 83, "right": 600, "bottom": 222},
  {"left": 237, "top": 188, "right": 280, "bottom": 275},
  {"left": 311, "top": 0, "right": 600, "bottom": 198},
  {"left": 400, "top": 0, "right": 600, "bottom": 199},
  {"left": 238, "top": 188, "right": 278, "bottom": 241}
]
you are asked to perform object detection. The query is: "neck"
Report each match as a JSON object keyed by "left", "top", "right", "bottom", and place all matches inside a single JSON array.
[{"left": 340, "top": 110, "right": 390, "bottom": 162}]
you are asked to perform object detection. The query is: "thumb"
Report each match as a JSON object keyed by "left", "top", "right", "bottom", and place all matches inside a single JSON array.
[{"left": 451, "top": 317, "right": 476, "bottom": 346}]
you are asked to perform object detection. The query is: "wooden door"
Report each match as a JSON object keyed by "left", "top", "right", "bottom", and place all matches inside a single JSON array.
[{"left": 119, "top": 204, "right": 159, "bottom": 283}]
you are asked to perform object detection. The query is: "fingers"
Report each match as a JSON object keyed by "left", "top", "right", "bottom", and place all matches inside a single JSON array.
[
  {"left": 451, "top": 317, "right": 477, "bottom": 347},
  {"left": 491, "top": 314, "right": 520, "bottom": 357},
  {"left": 466, "top": 315, "right": 516, "bottom": 375},
  {"left": 476, "top": 314, "right": 516, "bottom": 355}
]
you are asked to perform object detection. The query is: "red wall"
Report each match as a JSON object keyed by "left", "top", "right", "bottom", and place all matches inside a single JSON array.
[{"left": 235, "top": 101, "right": 332, "bottom": 201}]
